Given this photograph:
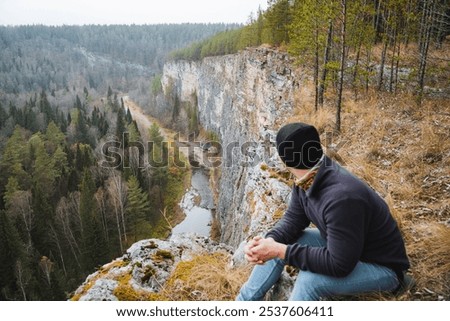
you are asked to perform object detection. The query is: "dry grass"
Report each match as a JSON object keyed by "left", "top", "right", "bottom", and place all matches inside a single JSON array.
[
  {"left": 292, "top": 82, "right": 335, "bottom": 134},
  {"left": 330, "top": 88, "right": 450, "bottom": 300},
  {"left": 161, "top": 252, "right": 252, "bottom": 301},
  {"left": 407, "top": 223, "right": 450, "bottom": 298},
  {"left": 282, "top": 80, "right": 450, "bottom": 300}
]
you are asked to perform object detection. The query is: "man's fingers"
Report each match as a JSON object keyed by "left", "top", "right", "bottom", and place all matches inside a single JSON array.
[
  {"left": 250, "top": 244, "right": 263, "bottom": 255},
  {"left": 245, "top": 254, "right": 260, "bottom": 263}
]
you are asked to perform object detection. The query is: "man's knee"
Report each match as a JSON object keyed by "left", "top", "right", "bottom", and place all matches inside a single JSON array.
[{"left": 290, "top": 270, "right": 330, "bottom": 301}]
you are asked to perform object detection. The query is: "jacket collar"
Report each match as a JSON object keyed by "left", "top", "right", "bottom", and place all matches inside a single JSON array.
[{"left": 305, "top": 155, "right": 334, "bottom": 197}]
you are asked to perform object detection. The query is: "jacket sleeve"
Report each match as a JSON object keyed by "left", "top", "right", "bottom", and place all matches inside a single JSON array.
[
  {"left": 284, "top": 197, "right": 366, "bottom": 277},
  {"left": 265, "top": 186, "right": 311, "bottom": 245}
]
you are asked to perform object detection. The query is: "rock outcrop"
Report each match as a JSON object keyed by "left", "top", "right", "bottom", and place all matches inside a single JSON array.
[{"left": 72, "top": 234, "right": 232, "bottom": 301}]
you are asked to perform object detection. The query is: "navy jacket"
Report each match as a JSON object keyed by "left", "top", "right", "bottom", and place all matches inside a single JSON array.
[{"left": 266, "top": 156, "right": 410, "bottom": 277}]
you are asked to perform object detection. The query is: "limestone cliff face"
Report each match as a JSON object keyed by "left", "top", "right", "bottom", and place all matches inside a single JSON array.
[{"left": 162, "top": 47, "right": 297, "bottom": 248}]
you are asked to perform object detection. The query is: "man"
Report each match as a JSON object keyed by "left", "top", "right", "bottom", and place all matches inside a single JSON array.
[{"left": 237, "top": 123, "right": 410, "bottom": 301}]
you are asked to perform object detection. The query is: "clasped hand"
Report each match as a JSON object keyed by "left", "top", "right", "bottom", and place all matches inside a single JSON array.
[{"left": 244, "top": 236, "right": 287, "bottom": 265}]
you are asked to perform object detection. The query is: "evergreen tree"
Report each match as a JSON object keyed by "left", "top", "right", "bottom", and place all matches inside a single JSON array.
[
  {"left": 0, "top": 103, "right": 7, "bottom": 128},
  {"left": 0, "top": 210, "right": 25, "bottom": 297},
  {"left": 0, "top": 126, "right": 30, "bottom": 189},
  {"left": 75, "top": 110, "right": 90, "bottom": 145},
  {"left": 116, "top": 107, "right": 126, "bottom": 143},
  {"left": 31, "top": 184, "right": 54, "bottom": 256},
  {"left": 263, "top": 0, "right": 292, "bottom": 45},
  {"left": 126, "top": 175, "right": 150, "bottom": 242},
  {"left": 79, "top": 170, "right": 108, "bottom": 271},
  {"left": 107, "top": 86, "right": 113, "bottom": 103},
  {"left": 39, "top": 90, "right": 54, "bottom": 126},
  {"left": 31, "top": 134, "right": 57, "bottom": 198},
  {"left": 126, "top": 107, "right": 133, "bottom": 124}
]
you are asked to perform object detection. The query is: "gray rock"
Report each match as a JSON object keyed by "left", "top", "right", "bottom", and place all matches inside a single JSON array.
[
  {"left": 78, "top": 279, "right": 119, "bottom": 301},
  {"left": 73, "top": 234, "right": 232, "bottom": 301}
]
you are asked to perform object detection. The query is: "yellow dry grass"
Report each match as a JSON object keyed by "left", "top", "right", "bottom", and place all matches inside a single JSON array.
[
  {"left": 161, "top": 252, "right": 252, "bottom": 301},
  {"left": 275, "top": 75, "right": 450, "bottom": 300},
  {"left": 316, "top": 88, "right": 450, "bottom": 300}
]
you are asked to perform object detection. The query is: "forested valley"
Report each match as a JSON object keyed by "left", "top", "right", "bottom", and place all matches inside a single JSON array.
[
  {"left": 0, "top": 23, "right": 237, "bottom": 300},
  {"left": 1, "top": 0, "right": 449, "bottom": 302}
]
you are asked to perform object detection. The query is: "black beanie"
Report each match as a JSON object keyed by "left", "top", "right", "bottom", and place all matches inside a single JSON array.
[{"left": 276, "top": 123, "right": 323, "bottom": 169}]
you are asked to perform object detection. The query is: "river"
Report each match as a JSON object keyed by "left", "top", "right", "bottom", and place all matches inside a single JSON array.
[{"left": 172, "top": 168, "right": 214, "bottom": 237}]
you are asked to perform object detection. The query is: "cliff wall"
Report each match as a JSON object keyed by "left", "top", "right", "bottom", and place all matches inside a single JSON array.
[{"left": 162, "top": 47, "right": 297, "bottom": 247}]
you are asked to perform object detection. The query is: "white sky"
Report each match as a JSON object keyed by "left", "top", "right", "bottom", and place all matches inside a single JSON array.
[{"left": 0, "top": 0, "right": 268, "bottom": 25}]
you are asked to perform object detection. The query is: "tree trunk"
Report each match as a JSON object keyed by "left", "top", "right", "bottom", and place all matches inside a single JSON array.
[
  {"left": 49, "top": 224, "right": 67, "bottom": 277},
  {"left": 113, "top": 197, "right": 124, "bottom": 253},
  {"left": 353, "top": 41, "right": 362, "bottom": 100},
  {"left": 394, "top": 40, "right": 401, "bottom": 94},
  {"left": 314, "top": 23, "right": 319, "bottom": 111},
  {"left": 417, "top": 0, "right": 436, "bottom": 104},
  {"left": 319, "top": 20, "right": 333, "bottom": 107},
  {"left": 373, "top": 0, "right": 383, "bottom": 43},
  {"left": 112, "top": 171, "right": 127, "bottom": 245},
  {"left": 15, "top": 261, "right": 27, "bottom": 301},
  {"left": 389, "top": 23, "right": 398, "bottom": 93},
  {"left": 365, "top": 48, "right": 372, "bottom": 94},
  {"left": 377, "top": 36, "right": 389, "bottom": 91},
  {"left": 336, "top": 0, "right": 347, "bottom": 133}
]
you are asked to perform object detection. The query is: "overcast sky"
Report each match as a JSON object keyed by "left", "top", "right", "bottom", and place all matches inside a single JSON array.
[{"left": 0, "top": 0, "right": 268, "bottom": 25}]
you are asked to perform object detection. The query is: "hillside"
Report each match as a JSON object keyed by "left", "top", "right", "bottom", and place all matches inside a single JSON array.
[
  {"left": 73, "top": 42, "right": 449, "bottom": 300},
  {"left": 1, "top": 0, "right": 449, "bottom": 302}
]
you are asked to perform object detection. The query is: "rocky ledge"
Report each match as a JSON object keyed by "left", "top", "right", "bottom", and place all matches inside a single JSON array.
[{"left": 71, "top": 234, "right": 233, "bottom": 301}]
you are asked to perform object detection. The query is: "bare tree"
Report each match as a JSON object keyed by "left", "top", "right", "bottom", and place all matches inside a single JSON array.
[
  {"left": 49, "top": 224, "right": 67, "bottom": 276},
  {"left": 107, "top": 169, "right": 128, "bottom": 251},
  {"left": 7, "top": 190, "right": 33, "bottom": 253},
  {"left": 15, "top": 260, "right": 29, "bottom": 301},
  {"left": 95, "top": 187, "right": 110, "bottom": 242},
  {"left": 55, "top": 195, "right": 82, "bottom": 268}
]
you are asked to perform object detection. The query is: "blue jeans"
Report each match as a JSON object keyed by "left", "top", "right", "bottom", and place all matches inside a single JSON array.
[{"left": 236, "top": 229, "right": 399, "bottom": 301}]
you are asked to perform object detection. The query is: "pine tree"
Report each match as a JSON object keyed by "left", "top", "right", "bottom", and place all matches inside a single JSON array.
[
  {"left": 126, "top": 175, "right": 150, "bottom": 242},
  {"left": 39, "top": 90, "right": 54, "bottom": 126},
  {"left": 335, "top": 0, "right": 348, "bottom": 132},
  {"left": 116, "top": 107, "right": 126, "bottom": 143},
  {"left": 0, "top": 210, "right": 26, "bottom": 300},
  {"left": 75, "top": 110, "right": 90, "bottom": 145},
  {"left": 107, "top": 86, "right": 113, "bottom": 103},
  {"left": 79, "top": 169, "right": 108, "bottom": 270},
  {"left": 126, "top": 107, "right": 133, "bottom": 124},
  {"left": 31, "top": 133, "right": 57, "bottom": 197},
  {"left": 79, "top": 169, "right": 97, "bottom": 270},
  {"left": 31, "top": 184, "right": 54, "bottom": 256},
  {"left": 0, "top": 126, "right": 30, "bottom": 189},
  {"left": 264, "top": 0, "right": 292, "bottom": 46},
  {"left": 0, "top": 103, "right": 7, "bottom": 128}
]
